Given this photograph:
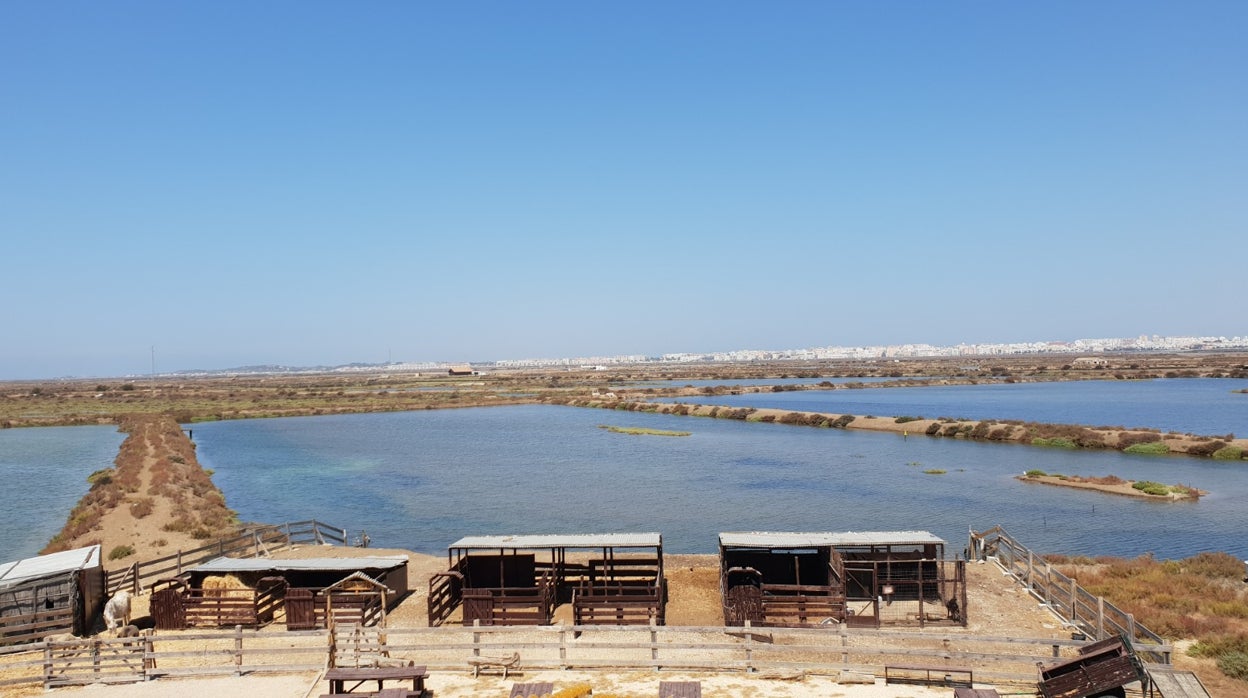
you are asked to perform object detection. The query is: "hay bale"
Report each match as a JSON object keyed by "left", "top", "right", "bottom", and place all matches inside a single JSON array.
[{"left": 201, "top": 574, "right": 250, "bottom": 590}]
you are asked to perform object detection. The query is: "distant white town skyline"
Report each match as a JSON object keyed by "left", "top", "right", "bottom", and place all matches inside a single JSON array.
[
  {"left": 487, "top": 334, "right": 1248, "bottom": 370},
  {"left": 25, "top": 333, "right": 1247, "bottom": 380}
]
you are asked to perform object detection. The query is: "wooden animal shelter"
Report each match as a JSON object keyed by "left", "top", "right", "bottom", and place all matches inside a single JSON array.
[
  {"left": 718, "top": 532, "right": 849, "bottom": 628},
  {"left": 428, "top": 533, "right": 665, "bottom": 627},
  {"left": 0, "top": 545, "right": 105, "bottom": 644},
  {"left": 150, "top": 555, "right": 408, "bottom": 630},
  {"left": 719, "top": 531, "right": 966, "bottom": 628}
]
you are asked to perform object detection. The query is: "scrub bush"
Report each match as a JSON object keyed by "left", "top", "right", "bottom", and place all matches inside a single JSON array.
[{"left": 1125, "top": 441, "right": 1170, "bottom": 455}]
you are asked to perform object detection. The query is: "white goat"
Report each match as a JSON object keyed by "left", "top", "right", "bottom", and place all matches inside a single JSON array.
[{"left": 102, "top": 589, "right": 132, "bottom": 631}]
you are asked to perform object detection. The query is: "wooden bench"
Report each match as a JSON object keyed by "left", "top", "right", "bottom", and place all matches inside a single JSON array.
[
  {"left": 320, "top": 690, "right": 419, "bottom": 698},
  {"left": 325, "top": 665, "right": 428, "bottom": 695},
  {"left": 468, "top": 651, "right": 520, "bottom": 677},
  {"left": 884, "top": 664, "right": 973, "bottom": 687}
]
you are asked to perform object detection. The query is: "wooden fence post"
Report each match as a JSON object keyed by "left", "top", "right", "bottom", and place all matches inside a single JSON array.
[
  {"left": 744, "top": 620, "right": 754, "bottom": 673},
  {"left": 1097, "top": 597, "right": 1105, "bottom": 639},
  {"left": 840, "top": 621, "right": 849, "bottom": 666},
  {"left": 472, "top": 619, "right": 481, "bottom": 660},
  {"left": 650, "top": 620, "right": 659, "bottom": 671},
  {"left": 1043, "top": 564, "right": 1053, "bottom": 608},
  {"left": 144, "top": 632, "right": 156, "bottom": 675},
  {"left": 559, "top": 627, "right": 568, "bottom": 670},
  {"left": 1070, "top": 578, "right": 1078, "bottom": 628},
  {"left": 234, "top": 625, "right": 243, "bottom": 675},
  {"left": 327, "top": 623, "right": 337, "bottom": 668},
  {"left": 43, "top": 642, "right": 52, "bottom": 686}
]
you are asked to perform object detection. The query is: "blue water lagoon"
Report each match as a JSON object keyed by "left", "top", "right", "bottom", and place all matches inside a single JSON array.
[
  {"left": 186, "top": 404, "right": 1248, "bottom": 560},
  {"left": 0, "top": 425, "right": 126, "bottom": 561},
  {"left": 662, "top": 378, "right": 1248, "bottom": 437}
]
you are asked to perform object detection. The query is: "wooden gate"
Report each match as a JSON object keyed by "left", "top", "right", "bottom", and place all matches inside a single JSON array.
[
  {"left": 285, "top": 588, "right": 317, "bottom": 630},
  {"left": 44, "top": 636, "right": 147, "bottom": 688},
  {"left": 462, "top": 589, "right": 494, "bottom": 626},
  {"left": 725, "top": 584, "right": 764, "bottom": 626},
  {"left": 150, "top": 588, "right": 186, "bottom": 630}
]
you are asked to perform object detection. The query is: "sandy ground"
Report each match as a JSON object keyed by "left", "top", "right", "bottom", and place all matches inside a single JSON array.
[
  {"left": 19, "top": 552, "right": 1072, "bottom": 698},
  {"left": 39, "top": 669, "right": 965, "bottom": 698}
]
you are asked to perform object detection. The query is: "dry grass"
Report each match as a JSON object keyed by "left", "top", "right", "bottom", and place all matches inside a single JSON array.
[{"left": 1050, "top": 551, "right": 1248, "bottom": 683}]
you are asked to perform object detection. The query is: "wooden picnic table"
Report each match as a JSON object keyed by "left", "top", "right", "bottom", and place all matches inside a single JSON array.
[{"left": 325, "top": 665, "right": 428, "bottom": 695}]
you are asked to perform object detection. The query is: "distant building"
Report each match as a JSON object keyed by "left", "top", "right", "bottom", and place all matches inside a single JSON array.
[
  {"left": 447, "top": 365, "right": 478, "bottom": 376},
  {"left": 1072, "top": 357, "right": 1109, "bottom": 367}
]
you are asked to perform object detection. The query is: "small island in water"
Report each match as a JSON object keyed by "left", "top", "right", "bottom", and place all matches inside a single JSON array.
[
  {"left": 598, "top": 425, "right": 691, "bottom": 437},
  {"left": 1017, "top": 470, "right": 1206, "bottom": 500}
]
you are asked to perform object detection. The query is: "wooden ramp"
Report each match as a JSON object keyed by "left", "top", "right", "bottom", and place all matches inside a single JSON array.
[{"left": 1147, "top": 667, "right": 1212, "bottom": 698}]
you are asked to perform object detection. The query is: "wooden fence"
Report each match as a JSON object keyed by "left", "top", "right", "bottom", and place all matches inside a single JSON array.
[
  {"left": 968, "top": 526, "right": 1168, "bottom": 661},
  {"left": 0, "top": 622, "right": 1174, "bottom": 692},
  {"left": 105, "top": 519, "right": 350, "bottom": 595},
  {"left": 0, "top": 607, "right": 75, "bottom": 646}
]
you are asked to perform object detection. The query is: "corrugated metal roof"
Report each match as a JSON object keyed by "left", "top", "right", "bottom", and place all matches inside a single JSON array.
[
  {"left": 189, "top": 556, "right": 408, "bottom": 574},
  {"left": 0, "top": 545, "right": 101, "bottom": 588},
  {"left": 449, "top": 533, "right": 662, "bottom": 550},
  {"left": 718, "top": 531, "right": 946, "bottom": 548}
]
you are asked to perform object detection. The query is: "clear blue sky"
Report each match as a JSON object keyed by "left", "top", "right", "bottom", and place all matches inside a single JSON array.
[{"left": 3, "top": 3, "right": 1245, "bottom": 379}]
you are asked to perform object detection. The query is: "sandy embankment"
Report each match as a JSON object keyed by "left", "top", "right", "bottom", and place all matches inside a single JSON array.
[{"left": 573, "top": 397, "right": 1248, "bottom": 460}]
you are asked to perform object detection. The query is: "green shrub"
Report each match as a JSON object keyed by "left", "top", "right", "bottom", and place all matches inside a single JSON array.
[
  {"left": 1132, "top": 481, "right": 1171, "bottom": 496},
  {"left": 86, "top": 468, "right": 115, "bottom": 487},
  {"left": 108, "top": 545, "right": 135, "bottom": 561},
  {"left": 1024, "top": 469, "right": 1047, "bottom": 478},
  {"left": 894, "top": 416, "right": 922, "bottom": 424},
  {"left": 1032, "top": 437, "right": 1077, "bottom": 449},
  {"left": 829, "top": 414, "right": 855, "bottom": 428},
  {"left": 1125, "top": 441, "right": 1170, "bottom": 455},
  {"left": 1218, "top": 651, "right": 1248, "bottom": 681},
  {"left": 1213, "top": 445, "right": 1245, "bottom": 460}
]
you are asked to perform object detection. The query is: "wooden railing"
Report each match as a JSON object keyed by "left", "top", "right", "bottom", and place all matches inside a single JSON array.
[
  {"left": 0, "top": 607, "right": 75, "bottom": 646},
  {"left": 573, "top": 581, "right": 664, "bottom": 625},
  {"left": 0, "top": 622, "right": 1175, "bottom": 692},
  {"left": 968, "top": 525, "right": 1168, "bottom": 661},
  {"left": 427, "top": 571, "right": 463, "bottom": 627},
  {"left": 105, "top": 519, "right": 350, "bottom": 594}
]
